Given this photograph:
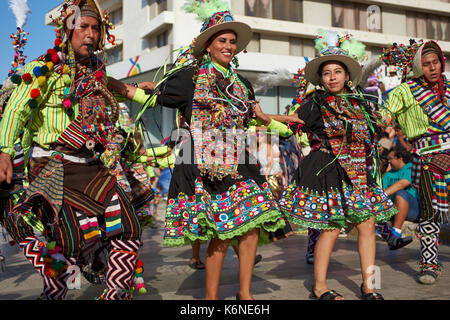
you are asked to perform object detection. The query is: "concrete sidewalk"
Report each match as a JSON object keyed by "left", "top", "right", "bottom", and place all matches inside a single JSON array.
[{"left": 0, "top": 204, "right": 449, "bottom": 301}]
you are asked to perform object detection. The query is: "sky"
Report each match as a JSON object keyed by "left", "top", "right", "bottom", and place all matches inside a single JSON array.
[{"left": 0, "top": 0, "right": 62, "bottom": 84}]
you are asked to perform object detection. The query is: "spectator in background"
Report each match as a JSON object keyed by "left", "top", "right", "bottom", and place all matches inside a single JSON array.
[
  {"left": 381, "top": 66, "right": 402, "bottom": 101},
  {"left": 364, "top": 72, "right": 382, "bottom": 111},
  {"left": 381, "top": 146, "right": 420, "bottom": 250},
  {"left": 393, "top": 125, "right": 412, "bottom": 152}
]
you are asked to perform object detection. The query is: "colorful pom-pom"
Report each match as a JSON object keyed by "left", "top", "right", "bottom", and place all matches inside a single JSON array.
[
  {"left": 95, "top": 70, "right": 103, "bottom": 81},
  {"left": 47, "top": 48, "right": 57, "bottom": 56},
  {"left": 10, "top": 74, "right": 22, "bottom": 85},
  {"left": 54, "top": 38, "right": 63, "bottom": 46},
  {"left": 40, "top": 65, "right": 49, "bottom": 75},
  {"left": 28, "top": 99, "right": 38, "bottom": 109},
  {"left": 22, "top": 73, "right": 32, "bottom": 82},
  {"left": 62, "top": 98, "right": 72, "bottom": 108},
  {"left": 33, "top": 66, "right": 41, "bottom": 77},
  {"left": 37, "top": 76, "right": 47, "bottom": 87},
  {"left": 63, "top": 65, "right": 70, "bottom": 74},
  {"left": 30, "top": 88, "right": 41, "bottom": 99},
  {"left": 51, "top": 54, "right": 60, "bottom": 64}
]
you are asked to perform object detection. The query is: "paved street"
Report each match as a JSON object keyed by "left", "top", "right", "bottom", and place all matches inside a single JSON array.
[{"left": 0, "top": 203, "right": 449, "bottom": 301}]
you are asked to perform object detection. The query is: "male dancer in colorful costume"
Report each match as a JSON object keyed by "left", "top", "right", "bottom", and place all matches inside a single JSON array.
[
  {"left": 0, "top": 0, "right": 144, "bottom": 299},
  {"left": 384, "top": 40, "right": 450, "bottom": 284}
]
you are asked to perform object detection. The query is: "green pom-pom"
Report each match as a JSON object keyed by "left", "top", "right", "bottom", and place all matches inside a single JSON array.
[
  {"left": 45, "top": 54, "right": 52, "bottom": 62},
  {"left": 28, "top": 99, "right": 38, "bottom": 109},
  {"left": 47, "top": 241, "right": 56, "bottom": 250},
  {"left": 139, "top": 287, "right": 147, "bottom": 295},
  {"left": 40, "top": 65, "right": 49, "bottom": 75},
  {"left": 10, "top": 74, "right": 22, "bottom": 85}
]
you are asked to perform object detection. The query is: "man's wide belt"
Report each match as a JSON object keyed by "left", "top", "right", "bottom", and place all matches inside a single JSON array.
[
  {"left": 413, "top": 132, "right": 450, "bottom": 155},
  {"left": 31, "top": 146, "right": 96, "bottom": 164}
]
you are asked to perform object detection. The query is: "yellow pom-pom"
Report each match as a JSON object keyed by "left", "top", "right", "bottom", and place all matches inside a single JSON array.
[
  {"left": 135, "top": 267, "right": 143, "bottom": 274},
  {"left": 63, "top": 65, "right": 70, "bottom": 74},
  {"left": 38, "top": 76, "right": 47, "bottom": 87},
  {"left": 46, "top": 62, "right": 54, "bottom": 70}
]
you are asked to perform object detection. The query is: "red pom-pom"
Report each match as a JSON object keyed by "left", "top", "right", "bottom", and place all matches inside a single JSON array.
[
  {"left": 136, "top": 259, "right": 144, "bottom": 268},
  {"left": 95, "top": 70, "right": 104, "bottom": 81},
  {"left": 47, "top": 49, "right": 57, "bottom": 56},
  {"left": 30, "top": 88, "right": 41, "bottom": 99},
  {"left": 51, "top": 54, "right": 60, "bottom": 64},
  {"left": 22, "top": 73, "right": 32, "bottom": 82},
  {"left": 54, "top": 38, "right": 63, "bottom": 46}
]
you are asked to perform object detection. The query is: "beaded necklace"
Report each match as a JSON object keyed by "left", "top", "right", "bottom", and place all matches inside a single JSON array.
[
  {"left": 191, "top": 61, "right": 256, "bottom": 180},
  {"left": 317, "top": 91, "right": 372, "bottom": 190}
]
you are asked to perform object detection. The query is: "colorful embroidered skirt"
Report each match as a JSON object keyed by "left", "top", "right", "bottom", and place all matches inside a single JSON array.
[
  {"left": 163, "top": 163, "right": 286, "bottom": 247},
  {"left": 279, "top": 150, "right": 397, "bottom": 230}
]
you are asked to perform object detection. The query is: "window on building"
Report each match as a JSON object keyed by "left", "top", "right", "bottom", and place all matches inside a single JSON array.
[
  {"left": 145, "top": 29, "right": 169, "bottom": 51},
  {"left": 105, "top": 44, "right": 123, "bottom": 65},
  {"left": 332, "top": 0, "right": 382, "bottom": 32},
  {"left": 247, "top": 32, "right": 261, "bottom": 52},
  {"left": 147, "top": 0, "right": 167, "bottom": 14},
  {"left": 157, "top": 0, "right": 167, "bottom": 13},
  {"left": 245, "top": 0, "right": 302, "bottom": 22},
  {"left": 406, "top": 11, "right": 450, "bottom": 41},
  {"left": 109, "top": 6, "right": 123, "bottom": 26},
  {"left": 157, "top": 30, "right": 169, "bottom": 48},
  {"left": 289, "top": 37, "right": 315, "bottom": 57}
]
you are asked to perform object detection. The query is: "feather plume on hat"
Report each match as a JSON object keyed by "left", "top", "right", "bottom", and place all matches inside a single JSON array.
[
  {"left": 182, "top": 0, "right": 230, "bottom": 21},
  {"left": 8, "top": 0, "right": 31, "bottom": 28}
]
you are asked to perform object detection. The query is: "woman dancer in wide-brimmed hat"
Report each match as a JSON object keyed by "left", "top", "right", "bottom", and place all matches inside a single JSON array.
[
  {"left": 278, "top": 31, "right": 398, "bottom": 300},
  {"left": 109, "top": 0, "right": 299, "bottom": 300}
]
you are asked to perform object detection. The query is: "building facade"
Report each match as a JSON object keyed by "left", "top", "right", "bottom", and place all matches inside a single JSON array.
[{"left": 47, "top": 0, "right": 450, "bottom": 144}]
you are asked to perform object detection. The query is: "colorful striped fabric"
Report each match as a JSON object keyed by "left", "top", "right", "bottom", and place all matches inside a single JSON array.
[
  {"left": 24, "top": 157, "right": 64, "bottom": 217},
  {"left": 76, "top": 211, "right": 101, "bottom": 243},
  {"left": 0, "top": 60, "right": 74, "bottom": 157},
  {"left": 408, "top": 80, "right": 450, "bottom": 134},
  {"left": 105, "top": 193, "right": 122, "bottom": 238},
  {"left": 383, "top": 82, "right": 447, "bottom": 141}
]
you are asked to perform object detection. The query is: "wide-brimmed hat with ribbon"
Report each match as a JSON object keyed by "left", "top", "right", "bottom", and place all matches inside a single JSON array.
[
  {"left": 183, "top": 0, "right": 252, "bottom": 59},
  {"left": 412, "top": 40, "right": 445, "bottom": 78},
  {"left": 304, "top": 30, "right": 365, "bottom": 86}
]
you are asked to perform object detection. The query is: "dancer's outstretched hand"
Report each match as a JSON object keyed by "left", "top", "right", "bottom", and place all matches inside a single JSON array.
[{"left": 280, "top": 113, "right": 304, "bottom": 125}]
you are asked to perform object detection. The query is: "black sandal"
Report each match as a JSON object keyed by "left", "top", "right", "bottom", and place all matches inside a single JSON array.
[
  {"left": 310, "top": 286, "right": 343, "bottom": 300},
  {"left": 360, "top": 284, "right": 384, "bottom": 300},
  {"left": 189, "top": 260, "right": 205, "bottom": 270}
]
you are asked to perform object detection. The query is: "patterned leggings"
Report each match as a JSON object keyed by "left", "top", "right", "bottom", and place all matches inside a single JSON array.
[
  {"left": 416, "top": 221, "right": 441, "bottom": 273},
  {"left": 15, "top": 191, "right": 141, "bottom": 300}
]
